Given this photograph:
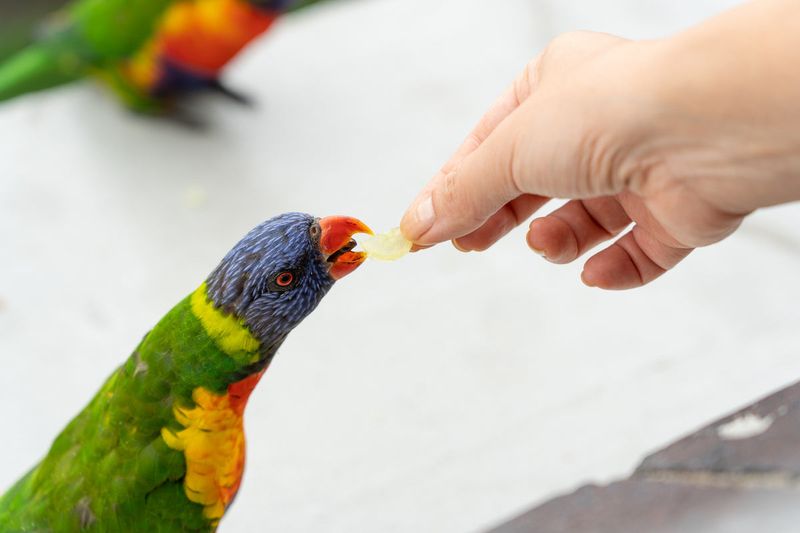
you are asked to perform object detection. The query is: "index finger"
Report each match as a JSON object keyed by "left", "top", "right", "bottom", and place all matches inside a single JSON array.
[
  {"left": 444, "top": 61, "right": 540, "bottom": 174},
  {"left": 401, "top": 59, "right": 542, "bottom": 240}
]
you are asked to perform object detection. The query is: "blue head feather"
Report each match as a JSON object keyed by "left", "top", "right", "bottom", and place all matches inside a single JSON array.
[{"left": 205, "top": 213, "right": 335, "bottom": 358}]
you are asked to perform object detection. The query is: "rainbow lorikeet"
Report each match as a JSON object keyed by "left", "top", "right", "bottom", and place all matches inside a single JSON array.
[
  {"left": 0, "top": 0, "right": 324, "bottom": 112},
  {"left": 0, "top": 213, "right": 372, "bottom": 532}
]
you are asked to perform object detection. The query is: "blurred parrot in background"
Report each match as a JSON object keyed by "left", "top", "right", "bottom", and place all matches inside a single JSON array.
[
  {"left": 0, "top": 212, "right": 373, "bottom": 532},
  {"left": 0, "top": 0, "right": 326, "bottom": 113}
]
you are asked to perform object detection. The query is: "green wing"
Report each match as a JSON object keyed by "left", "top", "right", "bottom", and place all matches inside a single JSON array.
[
  {"left": 0, "top": 0, "right": 175, "bottom": 103},
  {"left": 0, "top": 296, "right": 228, "bottom": 532},
  {"left": 0, "top": 0, "right": 335, "bottom": 104},
  {"left": 0, "top": 0, "right": 79, "bottom": 100}
]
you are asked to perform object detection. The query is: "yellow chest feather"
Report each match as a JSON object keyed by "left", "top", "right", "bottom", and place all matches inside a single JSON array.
[{"left": 161, "top": 387, "right": 247, "bottom": 522}]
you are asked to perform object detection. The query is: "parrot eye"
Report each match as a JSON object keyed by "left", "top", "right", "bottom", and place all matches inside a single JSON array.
[
  {"left": 268, "top": 270, "right": 300, "bottom": 292},
  {"left": 309, "top": 223, "right": 321, "bottom": 240}
]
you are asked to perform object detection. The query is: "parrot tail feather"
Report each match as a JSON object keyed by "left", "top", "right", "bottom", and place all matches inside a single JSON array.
[{"left": 0, "top": 44, "right": 84, "bottom": 103}]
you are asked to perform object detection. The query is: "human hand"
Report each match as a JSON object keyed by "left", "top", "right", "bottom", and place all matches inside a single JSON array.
[{"left": 401, "top": 4, "right": 800, "bottom": 290}]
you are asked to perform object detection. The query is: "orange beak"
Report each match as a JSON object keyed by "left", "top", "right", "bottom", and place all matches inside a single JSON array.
[{"left": 318, "top": 216, "right": 373, "bottom": 280}]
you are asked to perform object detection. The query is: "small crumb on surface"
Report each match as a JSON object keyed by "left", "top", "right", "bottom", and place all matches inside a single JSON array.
[
  {"left": 184, "top": 185, "right": 208, "bottom": 209},
  {"left": 717, "top": 413, "right": 774, "bottom": 440},
  {"left": 361, "top": 227, "right": 412, "bottom": 261}
]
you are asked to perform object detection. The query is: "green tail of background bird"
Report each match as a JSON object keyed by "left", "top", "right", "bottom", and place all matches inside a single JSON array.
[
  {"left": 0, "top": 0, "right": 332, "bottom": 105},
  {"left": 0, "top": 0, "right": 79, "bottom": 101},
  {"left": 0, "top": 44, "right": 84, "bottom": 102}
]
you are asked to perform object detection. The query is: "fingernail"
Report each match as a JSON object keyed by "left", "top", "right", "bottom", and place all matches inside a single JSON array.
[
  {"left": 530, "top": 245, "right": 547, "bottom": 258},
  {"left": 402, "top": 192, "right": 435, "bottom": 241},
  {"left": 581, "top": 270, "right": 595, "bottom": 287},
  {"left": 410, "top": 244, "right": 433, "bottom": 253},
  {"left": 527, "top": 234, "right": 548, "bottom": 259},
  {"left": 451, "top": 238, "right": 470, "bottom": 253}
]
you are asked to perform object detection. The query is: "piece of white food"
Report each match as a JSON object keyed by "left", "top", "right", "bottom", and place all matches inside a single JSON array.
[{"left": 360, "top": 227, "right": 412, "bottom": 261}]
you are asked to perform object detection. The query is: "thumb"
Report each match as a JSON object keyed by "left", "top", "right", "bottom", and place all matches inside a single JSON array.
[
  {"left": 401, "top": 31, "right": 639, "bottom": 247},
  {"left": 401, "top": 106, "right": 527, "bottom": 246}
]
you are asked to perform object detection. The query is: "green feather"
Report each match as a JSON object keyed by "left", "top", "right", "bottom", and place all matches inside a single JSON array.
[
  {"left": 0, "top": 0, "right": 175, "bottom": 105},
  {"left": 0, "top": 43, "right": 84, "bottom": 102},
  {"left": 0, "top": 295, "right": 244, "bottom": 532},
  {"left": 0, "top": 0, "right": 335, "bottom": 106}
]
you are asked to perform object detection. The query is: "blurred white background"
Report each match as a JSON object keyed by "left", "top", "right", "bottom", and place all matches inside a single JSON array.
[{"left": 1, "top": 0, "right": 799, "bottom": 531}]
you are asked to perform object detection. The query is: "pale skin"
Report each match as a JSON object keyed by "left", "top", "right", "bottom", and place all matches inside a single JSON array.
[{"left": 400, "top": 0, "right": 800, "bottom": 290}]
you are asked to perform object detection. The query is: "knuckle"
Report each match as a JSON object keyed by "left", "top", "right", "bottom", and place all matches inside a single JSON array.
[
  {"left": 514, "top": 60, "right": 539, "bottom": 104},
  {"left": 539, "top": 30, "right": 626, "bottom": 77},
  {"left": 577, "top": 128, "right": 617, "bottom": 194},
  {"left": 442, "top": 171, "right": 459, "bottom": 205},
  {"left": 506, "top": 132, "right": 525, "bottom": 194},
  {"left": 463, "top": 132, "right": 483, "bottom": 153},
  {"left": 575, "top": 127, "right": 647, "bottom": 197},
  {"left": 541, "top": 31, "right": 593, "bottom": 64},
  {"left": 438, "top": 170, "right": 486, "bottom": 228}
]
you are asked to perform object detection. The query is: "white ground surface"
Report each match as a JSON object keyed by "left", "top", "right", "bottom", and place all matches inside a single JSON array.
[{"left": 1, "top": 1, "right": 799, "bottom": 532}]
